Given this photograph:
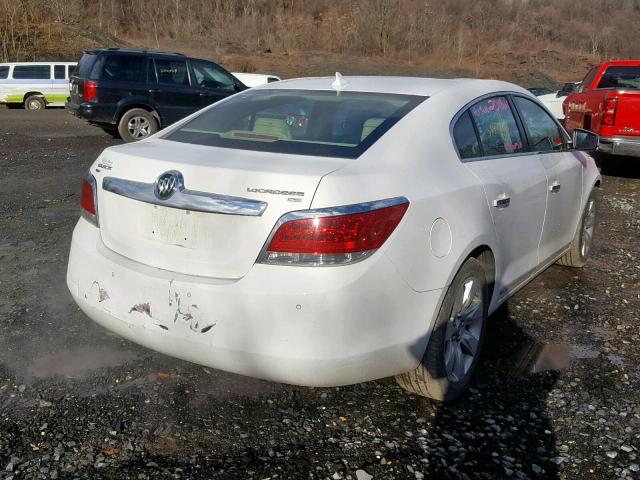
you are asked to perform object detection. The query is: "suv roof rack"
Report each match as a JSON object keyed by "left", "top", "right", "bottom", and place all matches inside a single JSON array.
[{"left": 86, "top": 47, "right": 186, "bottom": 57}]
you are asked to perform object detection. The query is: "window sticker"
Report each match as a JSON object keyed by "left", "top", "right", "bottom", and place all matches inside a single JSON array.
[{"left": 470, "top": 97, "right": 524, "bottom": 155}]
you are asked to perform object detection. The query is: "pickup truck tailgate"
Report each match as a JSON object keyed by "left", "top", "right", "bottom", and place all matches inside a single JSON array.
[{"left": 611, "top": 90, "right": 640, "bottom": 137}]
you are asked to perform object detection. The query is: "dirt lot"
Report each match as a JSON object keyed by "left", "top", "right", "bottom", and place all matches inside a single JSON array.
[{"left": 0, "top": 109, "right": 639, "bottom": 480}]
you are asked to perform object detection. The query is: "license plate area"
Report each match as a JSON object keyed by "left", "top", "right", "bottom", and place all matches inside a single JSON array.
[{"left": 146, "top": 205, "right": 198, "bottom": 248}]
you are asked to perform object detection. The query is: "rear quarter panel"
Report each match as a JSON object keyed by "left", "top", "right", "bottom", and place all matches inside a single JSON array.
[
  {"left": 310, "top": 90, "right": 500, "bottom": 299},
  {"left": 564, "top": 90, "right": 605, "bottom": 133}
]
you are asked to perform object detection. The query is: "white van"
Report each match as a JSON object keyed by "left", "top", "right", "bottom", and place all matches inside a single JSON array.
[{"left": 0, "top": 62, "right": 77, "bottom": 110}]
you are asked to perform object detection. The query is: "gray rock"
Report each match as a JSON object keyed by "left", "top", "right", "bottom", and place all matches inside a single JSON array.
[{"left": 355, "top": 470, "right": 373, "bottom": 480}]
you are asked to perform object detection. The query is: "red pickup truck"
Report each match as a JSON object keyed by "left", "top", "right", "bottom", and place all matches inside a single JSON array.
[{"left": 564, "top": 60, "right": 640, "bottom": 157}]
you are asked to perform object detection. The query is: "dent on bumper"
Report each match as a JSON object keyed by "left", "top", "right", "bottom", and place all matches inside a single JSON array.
[
  {"left": 67, "top": 218, "right": 442, "bottom": 387},
  {"left": 598, "top": 136, "right": 640, "bottom": 157}
]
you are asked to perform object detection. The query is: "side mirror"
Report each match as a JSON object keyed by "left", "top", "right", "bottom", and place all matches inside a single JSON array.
[{"left": 572, "top": 128, "right": 598, "bottom": 152}]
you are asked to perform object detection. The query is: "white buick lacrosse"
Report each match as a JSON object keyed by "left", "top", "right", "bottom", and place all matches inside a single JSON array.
[{"left": 67, "top": 75, "right": 600, "bottom": 400}]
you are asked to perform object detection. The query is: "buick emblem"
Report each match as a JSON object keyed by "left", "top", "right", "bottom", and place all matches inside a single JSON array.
[{"left": 155, "top": 171, "right": 183, "bottom": 200}]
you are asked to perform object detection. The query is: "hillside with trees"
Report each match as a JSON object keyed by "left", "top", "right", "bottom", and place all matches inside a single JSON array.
[{"left": 1, "top": 0, "right": 639, "bottom": 87}]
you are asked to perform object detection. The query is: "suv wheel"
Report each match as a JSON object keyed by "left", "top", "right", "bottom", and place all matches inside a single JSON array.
[
  {"left": 25, "top": 95, "right": 45, "bottom": 110},
  {"left": 118, "top": 109, "right": 158, "bottom": 142}
]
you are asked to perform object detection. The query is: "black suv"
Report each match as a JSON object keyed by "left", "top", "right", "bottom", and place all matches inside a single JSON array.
[{"left": 66, "top": 48, "right": 247, "bottom": 142}]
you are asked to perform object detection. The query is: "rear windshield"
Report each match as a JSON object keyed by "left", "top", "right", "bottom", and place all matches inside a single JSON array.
[
  {"left": 165, "top": 89, "right": 426, "bottom": 158},
  {"left": 0, "top": 66, "right": 8, "bottom": 79},
  {"left": 76, "top": 54, "right": 97, "bottom": 78},
  {"left": 597, "top": 66, "right": 640, "bottom": 89}
]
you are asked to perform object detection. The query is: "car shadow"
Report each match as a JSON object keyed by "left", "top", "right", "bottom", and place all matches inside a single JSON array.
[{"left": 409, "top": 303, "right": 561, "bottom": 478}]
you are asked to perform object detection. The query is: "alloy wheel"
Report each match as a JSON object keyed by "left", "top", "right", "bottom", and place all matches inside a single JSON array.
[
  {"left": 581, "top": 198, "right": 596, "bottom": 258},
  {"left": 444, "top": 276, "right": 484, "bottom": 383},
  {"left": 127, "top": 116, "right": 151, "bottom": 139}
]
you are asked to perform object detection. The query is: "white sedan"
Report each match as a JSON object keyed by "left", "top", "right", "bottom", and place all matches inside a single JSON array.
[
  {"left": 531, "top": 82, "right": 581, "bottom": 121},
  {"left": 67, "top": 76, "right": 600, "bottom": 401},
  {"left": 536, "top": 91, "right": 566, "bottom": 120},
  {"left": 232, "top": 72, "right": 281, "bottom": 87}
]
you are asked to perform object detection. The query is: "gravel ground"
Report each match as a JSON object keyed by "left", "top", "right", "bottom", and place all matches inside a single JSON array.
[{"left": 0, "top": 109, "right": 638, "bottom": 480}]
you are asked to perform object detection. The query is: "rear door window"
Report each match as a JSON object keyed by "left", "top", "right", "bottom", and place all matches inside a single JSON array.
[
  {"left": 54, "top": 65, "right": 65, "bottom": 79},
  {"left": 101, "top": 55, "right": 146, "bottom": 83},
  {"left": 513, "top": 97, "right": 563, "bottom": 152},
  {"left": 0, "top": 66, "right": 9, "bottom": 79},
  {"left": 154, "top": 59, "right": 189, "bottom": 86},
  {"left": 12, "top": 65, "right": 51, "bottom": 80},
  {"left": 453, "top": 111, "right": 482, "bottom": 159},
  {"left": 191, "top": 60, "right": 235, "bottom": 89},
  {"left": 597, "top": 66, "right": 640, "bottom": 90},
  {"left": 579, "top": 66, "right": 599, "bottom": 92},
  {"left": 469, "top": 97, "right": 524, "bottom": 156}
]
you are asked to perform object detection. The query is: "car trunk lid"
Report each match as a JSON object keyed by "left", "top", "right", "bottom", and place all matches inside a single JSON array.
[{"left": 95, "top": 139, "right": 347, "bottom": 279}]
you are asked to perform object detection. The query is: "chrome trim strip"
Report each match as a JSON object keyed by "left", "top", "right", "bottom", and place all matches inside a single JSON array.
[
  {"left": 102, "top": 176, "right": 268, "bottom": 216},
  {"left": 256, "top": 196, "right": 409, "bottom": 265},
  {"left": 599, "top": 135, "right": 640, "bottom": 145}
]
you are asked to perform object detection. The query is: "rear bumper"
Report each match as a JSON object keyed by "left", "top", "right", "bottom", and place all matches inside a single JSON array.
[
  {"left": 67, "top": 218, "right": 442, "bottom": 387},
  {"left": 598, "top": 136, "right": 640, "bottom": 157},
  {"left": 65, "top": 101, "right": 116, "bottom": 125}
]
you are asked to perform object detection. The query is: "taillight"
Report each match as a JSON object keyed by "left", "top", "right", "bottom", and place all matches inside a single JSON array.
[
  {"left": 80, "top": 172, "right": 99, "bottom": 226},
  {"left": 84, "top": 80, "right": 97, "bottom": 102},
  {"left": 602, "top": 98, "right": 618, "bottom": 126},
  {"left": 258, "top": 198, "right": 409, "bottom": 266}
]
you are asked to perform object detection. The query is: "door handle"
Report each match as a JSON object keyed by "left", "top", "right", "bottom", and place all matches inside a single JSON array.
[
  {"left": 492, "top": 194, "right": 511, "bottom": 209},
  {"left": 549, "top": 181, "right": 561, "bottom": 193},
  {"left": 148, "top": 89, "right": 161, "bottom": 93}
]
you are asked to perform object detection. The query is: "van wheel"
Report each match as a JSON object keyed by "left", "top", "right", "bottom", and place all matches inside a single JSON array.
[
  {"left": 118, "top": 108, "right": 158, "bottom": 142},
  {"left": 557, "top": 191, "right": 597, "bottom": 268},
  {"left": 395, "top": 258, "right": 487, "bottom": 401},
  {"left": 25, "top": 95, "right": 45, "bottom": 110}
]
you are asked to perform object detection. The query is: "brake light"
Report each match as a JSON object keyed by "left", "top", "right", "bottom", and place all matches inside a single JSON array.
[
  {"left": 258, "top": 198, "right": 409, "bottom": 266},
  {"left": 602, "top": 98, "right": 618, "bottom": 126},
  {"left": 80, "top": 172, "right": 99, "bottom": 226},
  {"left": 84, "top": 80, "right": 97, "bottom": 102}
]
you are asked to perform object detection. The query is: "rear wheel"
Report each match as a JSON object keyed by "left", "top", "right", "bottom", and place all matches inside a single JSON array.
[
  {"left": 395, "top": 258, "right": 487, "bottom": 401},
  {"left": 557, "top": 190, "right": 597, "bottom": 267},
  {"left": 24, "top": 95, "right": 45, "bottom": 110},
  {"left": 117, "top": 108, "right": 157, "bottom": 142}
]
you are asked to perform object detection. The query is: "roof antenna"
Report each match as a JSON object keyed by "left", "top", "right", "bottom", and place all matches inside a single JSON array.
[{"left": 331, "top": 72, "right": 348, "bottom": 91}]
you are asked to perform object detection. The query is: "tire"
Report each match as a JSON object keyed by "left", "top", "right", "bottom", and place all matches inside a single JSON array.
[
  {"left": 24, "top": 95, "right": 45, "bottom": 110},
  {"left": 557, "top": 190, "right": 597, "bottom": 268},
  {"left": 395, "top": 257, "right": 488, "bottom": 401},
  {"left": 117, "top": 108, "right": 157, "bottom": 143}
]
